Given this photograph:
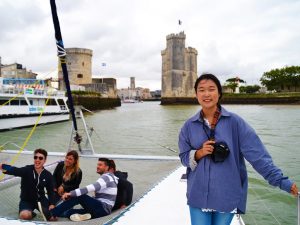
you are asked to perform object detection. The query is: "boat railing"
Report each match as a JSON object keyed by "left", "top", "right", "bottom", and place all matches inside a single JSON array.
[
  {"left": 0, "top": 85, "right": 65, "bottom": 98},
  {"left": 298, "top": 192, "right": 300, "bottom": 225}
]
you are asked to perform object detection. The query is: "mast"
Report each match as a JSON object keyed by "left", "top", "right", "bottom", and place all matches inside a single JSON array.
[{"left": 49, "top": 0, "right": 82, "bottom": 151}]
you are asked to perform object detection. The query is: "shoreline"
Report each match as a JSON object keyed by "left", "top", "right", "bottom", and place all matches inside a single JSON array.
[{"left": 161, "top": 93, "right": 300, "bottom": 105}]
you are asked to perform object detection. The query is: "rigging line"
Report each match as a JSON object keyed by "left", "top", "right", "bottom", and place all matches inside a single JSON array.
[
  {"left": 247, "top": 188, "right": 261, "bottom": 225},
  {"left": 123, "top": 133, "right": 178, "bottom": 153},
  {"left": 92, "top": 128, "right": 178, "bottom": 153},
  {"left": 249, "top": 186, "right": 282, "bottom": 225},
  {"left": 0, "top": 142, "right": 29, "bottom": 153},
  {"left": 0, "top": 97, "right": 51, "bottom": 182},
  {"left": 0, "top": 134, "right": 27, "bottom": 141}
]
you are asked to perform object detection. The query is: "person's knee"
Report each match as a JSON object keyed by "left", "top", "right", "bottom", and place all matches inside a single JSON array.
[{"left": 19, "top": 210, "right": 32, "bottom": 220}]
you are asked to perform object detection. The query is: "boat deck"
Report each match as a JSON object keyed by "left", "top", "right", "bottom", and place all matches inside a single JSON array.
[
  {"left": 107, "top": 166, "right": 244, "bottom": 225},
  {"left": 0, "top": 152, "right": 180, "bottom": 225}
]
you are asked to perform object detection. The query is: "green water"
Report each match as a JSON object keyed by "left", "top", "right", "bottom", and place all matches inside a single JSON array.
[{"left": 1, "top": 102, "right": 299, "bottom": 224}]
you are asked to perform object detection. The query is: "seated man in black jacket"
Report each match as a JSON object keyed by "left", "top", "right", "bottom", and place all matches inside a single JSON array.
[
  {"left": 108, "top": 160, "right": 133, "bottom": 210},
  {"left": 0, "top": 148, "right": 55, "bottom": 220}
]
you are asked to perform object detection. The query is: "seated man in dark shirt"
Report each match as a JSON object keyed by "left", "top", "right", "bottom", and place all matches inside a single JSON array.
[
  {"left": 0, "top": 148, "right": 55, "bottom": 221},
  {"left": 108, "top": 160, "right": 133, "bottom": 210}
]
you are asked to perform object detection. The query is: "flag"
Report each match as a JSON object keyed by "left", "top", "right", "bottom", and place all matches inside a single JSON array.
[{"left": 178, "top": 20, "right": 182, "bottom": 25}]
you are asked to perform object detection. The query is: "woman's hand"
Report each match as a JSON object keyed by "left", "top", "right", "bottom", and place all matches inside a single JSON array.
[
  {"left": 290, "top": 183, "right": 299, "bottom": 197},
  {"left": 195, "top": 140, "right": 215, "bottom": 161},
  {"left": 58, "top": 186, "right": 64, "bottom": 196}
]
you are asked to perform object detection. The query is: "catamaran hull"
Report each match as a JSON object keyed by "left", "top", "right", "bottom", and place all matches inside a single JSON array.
[{"left": 0, "top": 113, "right": 69, "bottom": 131}]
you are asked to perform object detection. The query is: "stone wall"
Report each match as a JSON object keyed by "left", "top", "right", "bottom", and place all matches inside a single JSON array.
[
  {"left": 72, "top": 95, "right": 121, "bottom": 110},
  {"left": 161, "top": 96, "right": 300, "bottom": 105}
]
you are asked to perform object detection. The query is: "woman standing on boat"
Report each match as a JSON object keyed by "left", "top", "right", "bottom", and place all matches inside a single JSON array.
[
  {"left": 178, "top": 74, "right": 298, "bottom": 225},
  {"left": 53, "top": 150, "right": 82, "bottom": 204}
]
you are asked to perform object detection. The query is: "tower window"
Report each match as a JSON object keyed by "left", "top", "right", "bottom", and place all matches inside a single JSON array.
[
  {"left": 82, "top": 62, "right": 84, "bottom": 67},
  {"left": 77, "top": 74, "right": 83, "bottom": 78}
]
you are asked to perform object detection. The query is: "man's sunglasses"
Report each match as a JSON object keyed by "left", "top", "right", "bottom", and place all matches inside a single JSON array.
[{"left": 34, "top": 156, "right": 44, "bottom": 160}]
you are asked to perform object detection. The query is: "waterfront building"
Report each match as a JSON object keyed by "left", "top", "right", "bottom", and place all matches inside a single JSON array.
[
  {"left": 82, "top": 78, "right": 117, "bottom": 98},
  {"left": 117, "top": 77, "right": 152, "bottom": 101},
  {"left": 0, "top": 63, "right": 37, "bottom": 79},
  {"left": 161, "top": 32, "right": 198, "bottom": 100},
  {"left": 150, "top": 90, "right": 161, "bottom": 99},
  {"left": 118, "top": 88, "right": 136, "bottom": 100},
  {"left": 117, "top": 87, "right": 152, "bottom": 101}
]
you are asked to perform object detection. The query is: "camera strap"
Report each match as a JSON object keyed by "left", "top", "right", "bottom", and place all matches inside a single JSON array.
[{"left": 201, "top": 108, "right": 221, "bottom": 141}]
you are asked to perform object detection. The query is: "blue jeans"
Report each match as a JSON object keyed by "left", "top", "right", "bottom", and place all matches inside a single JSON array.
[
  {"left": 51, "top": 195, "right": 110, "bottom": 219},
  {"left": 189, "top": 206, "right": 234, "bottom": 225}
]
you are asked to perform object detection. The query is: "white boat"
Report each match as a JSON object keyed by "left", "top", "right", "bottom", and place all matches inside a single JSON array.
[
  {"left": 0, "top": 77, "right": 69, "bottom": 131},
  {"left": 106, "top": 166, "right": 245, "bottom": 225},
  {"left": 122, "top": 99, "right": 137, "bottom": 103}
]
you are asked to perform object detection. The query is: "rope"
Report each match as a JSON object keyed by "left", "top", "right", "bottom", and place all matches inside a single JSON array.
[
  {"left": 248, "top": 184, "right": 282, "bottom": 225},
  {"left": 0, "top": 98, "right": 50, "bottom": 181}
]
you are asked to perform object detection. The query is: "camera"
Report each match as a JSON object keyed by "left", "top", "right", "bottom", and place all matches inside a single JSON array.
[{"left": 211, "top": 141, "right": 230, "bottom": 163}]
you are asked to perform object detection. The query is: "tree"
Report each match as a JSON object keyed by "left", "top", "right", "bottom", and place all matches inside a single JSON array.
[
  {"left": 260, "top": 66, "right": 300, "bottom": 91},
  {"left": 226, "top": 77, "right": 246, "bottom": 83},
  {"left": 226, "top": 82, "right": 238, "bottom": 93},
  {"left": 225, "top": 76, "right": 246, "bottom": 93},
  {"left": 240, "top": 85, "right": 261, "bottom": 93}
]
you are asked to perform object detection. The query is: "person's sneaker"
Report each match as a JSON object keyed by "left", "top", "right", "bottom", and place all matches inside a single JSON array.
[{"left": 70, "top": 213, "right": 92, "bottom": 222}]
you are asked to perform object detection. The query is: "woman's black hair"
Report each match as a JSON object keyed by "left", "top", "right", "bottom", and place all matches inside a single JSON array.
[{"left": 194, "top": 73, "right": 223, "bottom": 100}]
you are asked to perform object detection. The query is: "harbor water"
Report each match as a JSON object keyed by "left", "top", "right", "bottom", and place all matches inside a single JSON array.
[{"left": 0, "top": 102, "right": 299, "bottom": 224}]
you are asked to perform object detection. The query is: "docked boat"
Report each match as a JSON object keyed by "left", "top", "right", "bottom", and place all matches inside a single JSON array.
[
  {"left": 0, "top": 77, "right": 69, "bottom": 131},
  {"left": 122, "top": 99, "right": 137, "bottom": 103}
]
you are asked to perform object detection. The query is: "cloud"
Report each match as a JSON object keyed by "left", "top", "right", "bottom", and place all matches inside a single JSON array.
[{"left": 1, "top": 0, "right": 300, "bottom": 90}]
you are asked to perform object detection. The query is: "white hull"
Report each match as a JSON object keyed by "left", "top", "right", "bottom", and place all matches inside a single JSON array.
[
  {"left": 0, "top": 114, "right": 69, "bottom": 131},
  {"left": 0, "top": 78, "right": 70, "bottom": 131}
]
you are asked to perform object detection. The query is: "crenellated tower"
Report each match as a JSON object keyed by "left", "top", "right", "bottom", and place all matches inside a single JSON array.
[{"left": 161, "top": 32, "right": 198, "bottom": 98}]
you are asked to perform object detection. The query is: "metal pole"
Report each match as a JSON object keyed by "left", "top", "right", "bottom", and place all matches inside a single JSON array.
[
  {"left": 79, "top": 108, "right": 95, "bottom": 154},
  {"left": 49, "top": 0, "right": 82, "bottom": 152},
  {"left": 298, "top": 192, "right": 300, "bottom": 225}
]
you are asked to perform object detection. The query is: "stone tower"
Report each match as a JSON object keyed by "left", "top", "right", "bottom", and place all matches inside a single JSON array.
[
  {"left": 130, "top": 77, "right": 135, "bottom": 89},
  {"left": 58, "top": 48, "right": 93, "bottom": 90},
  {"left": 161, "top": 32, "right": 198, "bottom": 98}
]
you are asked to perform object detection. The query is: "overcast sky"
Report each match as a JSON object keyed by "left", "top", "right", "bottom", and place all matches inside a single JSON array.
[{"left": 1, "top": 0, "right": 299, "bottom": 90}]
